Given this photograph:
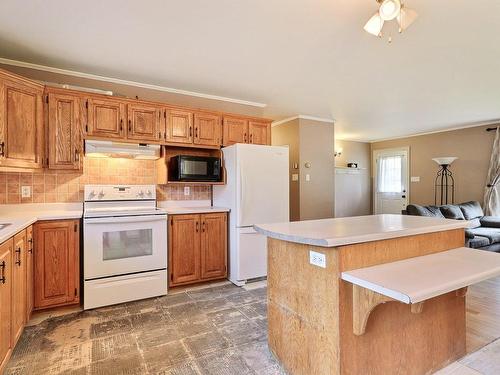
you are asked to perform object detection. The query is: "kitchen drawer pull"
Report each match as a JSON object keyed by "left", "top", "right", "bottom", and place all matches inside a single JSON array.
[
  {"left": 250, "top": 134, "right": 253, "bottom": 143},
  {"left": 195, "top": 127, "right": 198, "bottom": 138},
  {"left": 189, "top": 126, "right": 193, "bottom": 137},
  {"left": 202, "top": 222, "right": 206, "bottom": 232},
  {"left": 120, "top": 119, "right": 123, "bottom": 132},
  {"left": 75, "top": 148, "right": 80, "bottom": 162},
  {"left": 128, "top": 120, "right": 132, "bottom": 132},
  {"left": 196, "top": 222, "right": 199, "bottom": 232},
  {"left": 244, "top": 133, "right": 247, "bottom": 143},
  {"left": 0, "top": 141, "right": 4, "bottom": 157},
  {"left": 0, "top": 261, "right": 5, "bottom": 284},
  {"left": 15, "top": 247, "right": 21, "bottom": 266}
]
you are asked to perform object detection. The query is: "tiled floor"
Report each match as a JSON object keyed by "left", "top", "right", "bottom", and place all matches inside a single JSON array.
[
  {"left": 5, "top": 283, "right": 285, "bottom": 375},
  {"left": 5, "top": 280, "right": 500, "bottom": 375}
]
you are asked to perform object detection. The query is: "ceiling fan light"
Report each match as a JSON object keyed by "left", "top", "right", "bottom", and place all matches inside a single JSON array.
[
  {"left": 364, "top": 13, "right": 384, "bottom": 36},
  {"left": 397, "top": 7, "right": 418, "bottom": 32},
  {"left": 379, "top": 0, "right": 401, "bottom": 21}
]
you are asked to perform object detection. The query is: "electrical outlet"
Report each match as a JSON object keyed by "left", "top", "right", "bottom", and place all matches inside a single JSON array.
[
  {"left": 291, "top": 174, "right": 299, "bottom": 181},
  {"left": 184, "top": 186, "right": 190, "bottom": 196},
  {"left": 309, "top": 250, "right": 326, "bottom": 268},
  {"left": 21, "top": 186, "right": 31, "bottom": 198}
]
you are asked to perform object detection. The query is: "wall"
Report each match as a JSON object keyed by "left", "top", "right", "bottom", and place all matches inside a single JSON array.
[
  {"left": 271, "top": 119, "right": 300, "bottom": 221},
  {"left": 0, "top": 157, "right": 210, "bottom": 204},
  {"left": 334, "top": 140, "right": 371, "bottom": 217},
  {"left": 371, "top": 124, "right": 496, "bottom": 206}
]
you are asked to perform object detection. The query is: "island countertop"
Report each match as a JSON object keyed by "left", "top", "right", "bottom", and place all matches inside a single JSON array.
[{"left": 253, "top": 214, "right": 468, "bottom": 247}]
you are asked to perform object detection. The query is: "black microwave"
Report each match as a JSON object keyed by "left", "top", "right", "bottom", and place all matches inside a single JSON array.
[{"left": 169, "top": 155, "right": 222, "bottom": 182}]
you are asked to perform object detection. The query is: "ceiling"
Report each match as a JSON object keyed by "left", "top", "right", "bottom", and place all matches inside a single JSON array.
[{"left": 0, "top": 0, "right": 499, "bottom": 141}]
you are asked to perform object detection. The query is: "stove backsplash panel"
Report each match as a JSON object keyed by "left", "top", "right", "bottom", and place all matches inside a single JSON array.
[{"left": 0, "top": 157, "right": 210, "bottom": 204}]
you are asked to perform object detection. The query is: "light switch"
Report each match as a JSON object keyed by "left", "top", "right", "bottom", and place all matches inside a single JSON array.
[
  {"left": 184, "top": 186, "right": 190, "bottom": 196},
  {"left": 411, "top": 176, "right": 420, "bottom": 182},
  {"left": 21, "top": 186, "right": 31, "bottom": 198},
  {"left": 291, "top": 174, "right": 299, "bottom": 181},
  {"left": 305, "top": 174, "right": 311, "bottom": 182}
]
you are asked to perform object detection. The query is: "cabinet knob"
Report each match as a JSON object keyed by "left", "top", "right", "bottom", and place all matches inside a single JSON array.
[
  {"left": 0, "top": 261, "right": 5, "bottom": 284},
  {"left": 0, "top": 141, "right": 4, "bottom": 157}
]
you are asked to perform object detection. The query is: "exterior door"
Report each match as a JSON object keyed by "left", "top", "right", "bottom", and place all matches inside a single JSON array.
[
  {"left": 169, "top": 214, "right": 200, "bottom": 285},
  {"left": 165, "top": 109, "right": 194, "bottom": 144},
  {"left": 248, "top": 120, "right": 271, "bottom": 145},
  {"left": 47, "top": 92, "right": 82, "bottom": 170},
  {"left": 373, "top": 148, "right": 409, "bottom": 214},
  {"left": 0, "top": 77, "right": 44, "bottom": 169},
  {"left": 194, "top": 112, "right": 222, "bottom": 147},
  {"left": 200, "top": 213, "right": 227, "bottom": 279},
  {"left": 223, "top": 117, "right": 248, "bottom": 146},
  {"left": 0, "top": 239, "right": 12, "bottom": 371},
  {"left": 34, "top": 220, "right": 79, "bottom": 309},
  {"left": 127, "top": 103, "right": 162, "bottom": 142},
  {"left": 12, "top": 230, "right": 26, "bottom": 344},
  {"left": 26, "top": 226, "right": 34, "bottom": 320},
  {"left": 86, "top": 97, "right": 126, "bottom": 139}
]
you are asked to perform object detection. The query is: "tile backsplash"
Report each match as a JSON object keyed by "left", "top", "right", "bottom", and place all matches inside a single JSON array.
[{"left": 0, "top": 157, "right": 211, "bottom": 204}]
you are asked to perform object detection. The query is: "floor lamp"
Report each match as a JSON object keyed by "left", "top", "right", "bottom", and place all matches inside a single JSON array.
[{"left": 433, "top": 157, "right": 458, "bottom": 205}]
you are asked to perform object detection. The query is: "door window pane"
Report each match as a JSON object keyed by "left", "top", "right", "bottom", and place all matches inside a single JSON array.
[
  {"left": 102, "top": 229, "right": 153, "bottom": 261},
  {"left": 378, "top": 155, "right": 403, "bottom": 193}
]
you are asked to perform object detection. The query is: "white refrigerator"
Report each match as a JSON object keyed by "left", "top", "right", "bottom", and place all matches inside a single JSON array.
[{"left": 213, "top": 144, "right": 289, "bottom": 286}]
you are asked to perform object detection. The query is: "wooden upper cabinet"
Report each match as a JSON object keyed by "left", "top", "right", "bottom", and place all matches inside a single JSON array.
[
  {"left": 223, "top": 117, "right": 248, "bottom": 146},
  {"left": 86, "top": 97, "right": 126, "bottom": 139},
  {"left": 169, "top": 214, "right": 200, "bottom": 286},
  {"left": 12, "top": 230, "right": 26, "bottom": 345},
  {"left": 47, "top": 91, "right": 82, "bottom": 170},
  {"left": 248, "top": 120, "right": 271, "bottom": 145},
  {"left": 0, "top": 239, "right": 13, "bottom": 372},
  {"left": 0, "top": 73, "right": 44, "bottom": 169},
  {"left": 166, "top": 109, "right": 194, "bottom": 145},
  {"left": 194, "top": 112, "right": 222, "bottom": 147},
  {"left": 25, "top": 226, "right": 34, "bottom": 321},
  {"left": 127, "top": 103, "right": 163, "bottom": 142},
  {"left": 200, "top": 213, "right": 227, "bottom": 280},
  {"left": 34, "top": 220, "right": 79, "bottom": 309}
]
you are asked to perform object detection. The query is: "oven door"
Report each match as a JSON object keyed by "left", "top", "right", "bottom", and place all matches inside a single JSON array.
[{"left": 84, "top": 214, "right": 167, "bottom": 279}]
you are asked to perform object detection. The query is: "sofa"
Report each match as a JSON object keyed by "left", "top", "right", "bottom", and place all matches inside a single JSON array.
[{"left": 405, "top": 201, "right": 500, "bottom": 253}]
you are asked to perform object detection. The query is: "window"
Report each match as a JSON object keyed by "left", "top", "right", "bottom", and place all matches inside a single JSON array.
[{"left": 377, "top": 155, "right": 403, "bottom": 193}]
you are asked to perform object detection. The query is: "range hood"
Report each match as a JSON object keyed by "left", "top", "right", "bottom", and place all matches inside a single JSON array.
[{"left": 85, "top": 140, "right": 161, "bottom": 160}]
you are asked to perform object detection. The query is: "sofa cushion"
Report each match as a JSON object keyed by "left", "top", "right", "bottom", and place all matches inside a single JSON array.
[
  {"left": 459, "top": 201, "right": 485, "bottom": 220},
  {"left": 480, "top": 216, "right": 500, "bottom": 228},
  {"left": 440, "top": 205, "right": 465, "bottom": 220},
  {"left": 469, "top": 227, "right": 500, "bottom": 244},
  {"left": 406, "top": 204, "right": 445, "bottom": 218},
  {"left": 465, "top": 229, "right": 475, "bottom": 239},
  {"left": 468, "top": 235, "right": 491, "bottom": 249},
  {"left": 466, "top": 218, "right": 482, "bottom": 229}
]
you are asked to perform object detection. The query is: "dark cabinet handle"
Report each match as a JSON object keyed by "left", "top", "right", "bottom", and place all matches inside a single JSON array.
[
  {"left": 128, "top": 120, "right": 132, "bottom": 132},
  {"left": 0, "top": 261, "right": 5, "bottom": 284},
  {"left": 196, "top": 222, "right": 199, "bottom": 232},
  {"left": 250, "top": 134, "right": 253, "bottom": 143},
  {"left": 195, "top": 127, "right": 198, "bottom": 138},
  {"left": 158, "top": 131, "right": 161, "bottom": 139},
  {"left": 189, "top": 126, "right": 193, "bottom": 137},
  {"left": 244, "top": 133, "right": 247, "bottom": 143},
  {"left": 15, "top": 247, "right": 21, "bottom": 266},
  {"left": 202, "top": 222, "right": 206, "bottom": 232},
  {"left": 0, "top": 141, "right": 4, "bottom": 157},
  {"left": 75, "top": 148, "right": 79, "bottom": 162}
]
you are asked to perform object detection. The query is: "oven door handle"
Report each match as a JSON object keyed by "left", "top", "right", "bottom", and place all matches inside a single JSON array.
[{"left": 84, "top": 215, "right": 167, "bottom": 224}]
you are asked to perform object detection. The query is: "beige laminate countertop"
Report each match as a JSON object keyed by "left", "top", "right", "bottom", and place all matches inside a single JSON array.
[
  {"left": 254, "top": 214, "right": 468, "bottom": 247},
  {"left": 163, "top": 206, "right": 230, "bottom": 215},
  {"left": 0, "top": 203, "right": 83, "bottom": 243}
]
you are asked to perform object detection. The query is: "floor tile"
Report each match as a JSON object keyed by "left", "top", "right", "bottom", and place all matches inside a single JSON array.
[
  {"left": 460, "top": 338, "right": 500, "bottom": 374},
  {"left": 143, "top": 340, "right": 192, "bottom": 373},
  {"left": 183, "top": 330, "right": 230, "bottom": 357}
]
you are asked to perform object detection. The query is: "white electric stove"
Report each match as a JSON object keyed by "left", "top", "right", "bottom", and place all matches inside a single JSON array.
[{"left": 83, "top": 185, "right": 167, "bottom": 310}]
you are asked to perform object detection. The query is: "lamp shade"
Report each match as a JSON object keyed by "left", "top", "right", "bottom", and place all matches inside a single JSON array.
[
  {"left": 364, "top": 13, "right": 384, "bottom": 36},
  {"left": 379, "top": 0, "right": 401, "bottom": 21},
  {"left": 397, "top": 6, "right": 418, "bottom": 32},
  {"left": 432, "top": 157, "right": 458, "bottom": 166}
]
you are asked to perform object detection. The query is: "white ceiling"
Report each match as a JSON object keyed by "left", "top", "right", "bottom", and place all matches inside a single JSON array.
[{"left": 0, "top": 0, "right": 499, "bottom": 141}]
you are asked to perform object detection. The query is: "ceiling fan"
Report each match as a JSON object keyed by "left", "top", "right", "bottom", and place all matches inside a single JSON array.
[{"left": 364, "top": 0, "right": 418, "bottom": 39}]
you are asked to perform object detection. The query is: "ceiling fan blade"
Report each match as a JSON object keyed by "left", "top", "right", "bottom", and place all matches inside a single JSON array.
[
  {"left": 397, "top": 7, "right": 418, "bottom": 32},
  {"left": 364, "top": 12, "right": 384, "bottom": 36}
]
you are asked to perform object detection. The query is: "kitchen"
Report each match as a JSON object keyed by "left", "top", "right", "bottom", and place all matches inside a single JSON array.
[{"left": 0, "top": 67, "right": 288, "bottom": 373}]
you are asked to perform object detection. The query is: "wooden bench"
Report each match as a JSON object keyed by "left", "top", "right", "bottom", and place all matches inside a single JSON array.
[{"left": 341, "top": 247, "right": 500, "bottom": 335}]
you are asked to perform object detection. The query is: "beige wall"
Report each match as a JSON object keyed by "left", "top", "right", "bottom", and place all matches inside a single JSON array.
[
  {"left": 334, "top": 140, "right": 371, "bottom": 217},
  {"left": 371, "top": 124, "right": 496, "bottom": 206},
  {"left": 272, "top": 119, "right": 300, "bottom": 221}
]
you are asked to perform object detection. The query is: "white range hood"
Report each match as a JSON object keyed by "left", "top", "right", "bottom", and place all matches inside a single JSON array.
[{"left": 85, "top": 140, "right": 160, "bottom": 160}]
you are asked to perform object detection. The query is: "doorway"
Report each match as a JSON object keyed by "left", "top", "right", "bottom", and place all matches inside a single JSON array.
[{"left": 373, "top": 147, "right": 409, "bottom": 214}]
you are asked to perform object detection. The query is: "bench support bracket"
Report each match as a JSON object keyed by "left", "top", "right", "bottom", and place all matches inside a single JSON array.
[{"left": 352, "top": 285, "right": 394, "bottom": 336}]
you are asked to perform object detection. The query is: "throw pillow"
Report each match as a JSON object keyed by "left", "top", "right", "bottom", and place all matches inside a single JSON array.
[
  {"left": 440, "top": 205, "right": 465, "bottom": 220},
  {"left": 459, "top": 201, "right": 485, "bottom": 220}
]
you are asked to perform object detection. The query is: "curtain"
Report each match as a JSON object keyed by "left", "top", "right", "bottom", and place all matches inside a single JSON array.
[
  {"left": 484, "top": 128, "right": 500, "bottom": 216},
  {"left": 378, "top": 155, "right": 403, "bottom": 193}
]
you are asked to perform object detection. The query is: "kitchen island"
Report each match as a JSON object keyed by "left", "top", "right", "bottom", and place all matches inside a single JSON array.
[{"left": 254, "top": 214, "right": 500, "bottom": 375}]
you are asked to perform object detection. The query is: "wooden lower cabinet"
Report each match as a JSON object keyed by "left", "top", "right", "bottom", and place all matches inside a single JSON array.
[
  {"left": 169, "top": 212, "right": 227, "bottom": 287},
  {"left": 34, "top": 220, "right": 80, "bottom": 309},
  {"left": 0, "top": 239, "right": 13, "bottom": 373},
  {"left": 26, "top": 226, "right": 34, "bottom": 321},
  {"left": 11, "top": 230, "right": 26, "bottom": 345}
]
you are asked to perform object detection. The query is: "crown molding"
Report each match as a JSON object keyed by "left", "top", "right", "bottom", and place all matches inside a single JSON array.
[
  {"left": 0, "top": 57, "right": 267, "bottom": 108},
  {"left": 272, "top": 115, "right": 335, "bottom": 127}
]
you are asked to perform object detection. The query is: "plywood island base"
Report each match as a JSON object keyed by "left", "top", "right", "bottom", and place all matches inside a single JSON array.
[{"left": 267, "top": 229, "right": 467, "bottom": 375}]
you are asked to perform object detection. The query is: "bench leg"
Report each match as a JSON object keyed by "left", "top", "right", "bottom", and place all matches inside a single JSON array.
[
  {"left": 411, "top": 302, "right": 424, "bottom": 314},
  {"left": 456, "top": 287, "right": 468, "bottom": 297}
]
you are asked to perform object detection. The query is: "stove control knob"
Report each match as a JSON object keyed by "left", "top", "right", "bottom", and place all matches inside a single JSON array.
[
  {"left": 98, "top": 190, "right": 105, "bottom": 199},
  {"left": 137, "top": 191, "right": 145, "bottom": 197},
  {"left": 88, "top": 190, "right": 97, "bottom": 199},
  {"left": 146, "top": 190, "right": 152, "bottom": 197}
]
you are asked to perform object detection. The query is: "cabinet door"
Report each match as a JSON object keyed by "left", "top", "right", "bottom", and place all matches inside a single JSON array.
[
  {"left": 0, "top": 239, "right": 13, "bottom": 372},
  {"left": 165, "top": 109, "right": 194, "bottom": 144},
  {"left": 47, "top": 92, "right": 82, "bottom": 170},
  {"left": 200, "top": 213, "right": 227, "bottom": 280},
  {"left": 34, "top": 220, "right": 79, "bottom": 309},
  {"left": 169, "top": 214, "right": 200, "bottom": 286},
  {"left": 26, "top": 226, "right": 34, "bottom": 321},
  {"left": 86, "top": 97, "right": 126, "bottom": 139},
  {"left": 248, "top": 120, "right": 271, "bottom": 145},
  {"left": 127, "top": 103, "right": 163, "bottom": 142},
  {"left": 223, "top": 117, "right": 248, "bottom": 146},
  {"left": 194, "top": 113, "right": 222, "bottom": 147},
  {"left": 0, "top": 78, "right": 44, "bottom": 169},
  {"left": 12, "top": 230, "right": 26, "bottom": 345}
]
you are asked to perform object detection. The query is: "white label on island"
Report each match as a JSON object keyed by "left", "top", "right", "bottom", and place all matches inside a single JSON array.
[{"left": 310, "top": 250, "right": 326, "bottom": 268}]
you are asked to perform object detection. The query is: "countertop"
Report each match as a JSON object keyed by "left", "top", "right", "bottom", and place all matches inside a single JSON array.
[
  {"left": 0, "top": 203, "right": 83, "bottom": 243},
  {"left": 253, "top": 214, "right": 468, "bottom": 247},
  {"left": 158, "top": 200, "right": 230, "bottom": 215}
]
